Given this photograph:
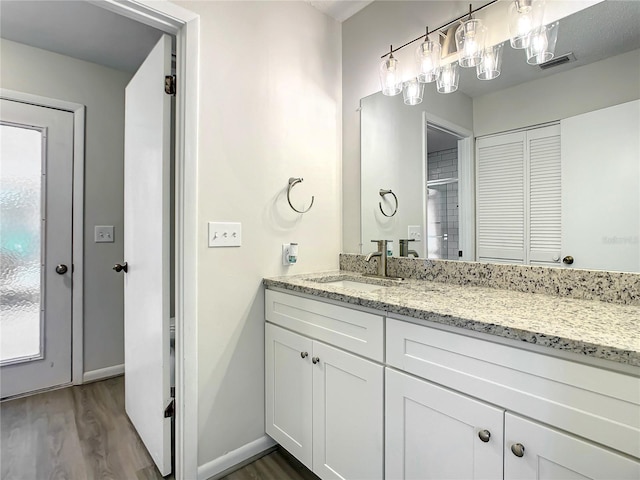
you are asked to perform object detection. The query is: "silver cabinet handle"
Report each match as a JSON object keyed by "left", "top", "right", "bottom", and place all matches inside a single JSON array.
[
  {"left": 312, "top": 357, "right": 320, "bottom": 364},
  {"left": 300, "top": 352, "right": 308, "bottom": 359},
  {"left": 511, "top": 443, "right": 525, "bottom": 457},
  {"left": 478, "top": 430, "right": 491, "bottom": 443}
]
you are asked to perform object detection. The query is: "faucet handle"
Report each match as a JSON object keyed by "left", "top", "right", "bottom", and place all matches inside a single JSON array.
[{"left": 399, "top": 238, "right": 415, "bottom": 244}]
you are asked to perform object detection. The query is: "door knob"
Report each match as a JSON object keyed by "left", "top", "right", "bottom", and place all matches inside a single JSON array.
[
  {"left": 511, "top": 443, "right": 525, "bottom": 457},
  {"left": 300, "top": 352, "right": 308, "bottom": 359},
  {"left": 562, "top": 255, "right": 574, "bottom": 265},
  {"left": 113, "top": 262, "right": 128, "bottom": 273},
  {"left": 478, "top": 430, "right": 491, "bottom": 443},
  {"left": 55, "top": 264, "right": 68, "bottom": 275},
  {"left": 312, "top": 357, "right": 320, "bottom": 364}
]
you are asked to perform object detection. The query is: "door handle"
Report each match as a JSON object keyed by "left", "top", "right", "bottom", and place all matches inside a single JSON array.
[
  {"left": 113, "top": 262, "right": 128, "bottom": 273},
  {"left": 55, "top": 264, "right": 68, "bottom": 275}
]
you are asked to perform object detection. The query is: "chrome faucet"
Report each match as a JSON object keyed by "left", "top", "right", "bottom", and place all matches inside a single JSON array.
[
  {"left": 365, "top": 240, "right": 389, "bottom": 277},
  {"left": 399, "top": 239, "right": 419, "bottom": 258}
]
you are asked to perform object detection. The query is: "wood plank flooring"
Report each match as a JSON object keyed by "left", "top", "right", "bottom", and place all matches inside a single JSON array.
[{"left": 1, "top": 376, "right": 318, "bottom": 480}]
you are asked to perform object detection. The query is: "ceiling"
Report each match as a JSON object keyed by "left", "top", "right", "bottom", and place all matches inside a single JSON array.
[
  {"left": 0, "top": 0, "right": 163, "bottom": 73},
  {"left": 306, "top": 0, "right": 374, "bottom": 22}
]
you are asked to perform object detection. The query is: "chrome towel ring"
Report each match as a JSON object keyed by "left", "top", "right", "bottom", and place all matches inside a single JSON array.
[
  {"left": 379, "top": 189, "right": 398, "bottom": 217},
  {"left": 287, "top": 177, "right": 315, "bottom": 214}
]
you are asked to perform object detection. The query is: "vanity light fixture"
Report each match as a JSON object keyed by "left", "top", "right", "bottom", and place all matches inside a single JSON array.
[
  {"left": 436, "top": 62, "right": 460, "bottom": 94},
  {"left": 508, "top": 0, "right": 546, "bottom": 49},
  {"left": 526, "top": 21, "right": 559, "bottom": 65},
  {"left": 477, "top": 42, "right": 503, "bottom": 80},
  {"left": 415, "top": 27, "right": 441, "bottom": 83},
  {"left": 403, "top": 78, "right": 425, "bottom": 105},
  {"left": 455, "top": 5, "right": 488, "bottom": 68},
  {"left": 379, "top": 45, "right": 403, "bottom": 96}
]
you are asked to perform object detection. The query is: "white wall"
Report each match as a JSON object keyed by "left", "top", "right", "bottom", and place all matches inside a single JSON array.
[
  {"left": 175, "top": 0, "right": 342, "bottom": 470},
  {"left": 473, "top": 49, "right": 640, "bottom": 136},
  {"left": 342, "top": 1, "right": 474, "bottom": 253},
  {"left": 0, "top": 39, "right": 131, "bottom": 374}
]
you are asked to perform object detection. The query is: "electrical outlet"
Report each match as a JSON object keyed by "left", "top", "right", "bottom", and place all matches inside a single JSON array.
[
  {"left": 408, "top": 225, "right": 422, "bottom": 242},
  {"left": 208, "top": 222, "right": 242, "bottom": 247}
]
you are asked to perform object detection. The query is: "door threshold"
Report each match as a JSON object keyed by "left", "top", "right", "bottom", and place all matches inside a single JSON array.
[{"left": 1, "top": 381, "right": 73, "bottom": 403}]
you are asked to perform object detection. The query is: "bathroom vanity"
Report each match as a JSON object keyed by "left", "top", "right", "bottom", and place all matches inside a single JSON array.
[{"left": 263, "top": 269, "right": 640, "bottom": 480}]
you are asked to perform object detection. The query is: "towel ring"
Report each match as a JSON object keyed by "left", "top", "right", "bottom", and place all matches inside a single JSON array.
[
  {"left": 287, "top": 177, "right": 315, "bottom": 214},
  {"left": 379, "top": 189, "right": 398, "bottom": 217}
]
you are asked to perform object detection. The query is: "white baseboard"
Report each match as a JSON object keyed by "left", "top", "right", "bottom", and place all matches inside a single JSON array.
[
  {"left": 197, "top": 435, "right": 277, "bottom": 480},
  {"left": 82, "top": 364, "right": 125, "bottom": 383}
]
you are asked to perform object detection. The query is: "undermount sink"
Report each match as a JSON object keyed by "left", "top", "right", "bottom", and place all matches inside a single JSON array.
[{"left": 308, "top": 274, "right": 403, "bottom": 292}]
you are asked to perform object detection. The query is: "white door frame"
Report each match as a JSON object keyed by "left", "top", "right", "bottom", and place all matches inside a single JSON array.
[
  {"left": 423, "top": 112, "right": 475, "bottom": 261},
  {"left": 90, "top": 2, "right": 200, "bottom": 479},
  {"left": 0, "top": 88, "right": 85, "bottom": 388}
]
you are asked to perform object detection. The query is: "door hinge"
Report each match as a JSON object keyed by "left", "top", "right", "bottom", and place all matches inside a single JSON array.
[
  {"left": 165, "top": 75, "right": 176, "bottom": 96},
  {"left": 164, "top": 398, "right": 175, "bottom": 418}
]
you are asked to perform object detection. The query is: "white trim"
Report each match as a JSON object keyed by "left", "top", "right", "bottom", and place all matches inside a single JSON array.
[
  {"left": 196, "top": 436, "right": 278, "bottom": 480},
  {"left": 89, "top": 2, "right": 200, "bottom": 480},
  {"left": 423, "top": 112, "right": 475, "bottom": 261},
  {"left": 0, "top": 88, "right": 86, "bottom": 387},
  {"left": 82, "top": 363, "right": 124, "bottom": 383}
]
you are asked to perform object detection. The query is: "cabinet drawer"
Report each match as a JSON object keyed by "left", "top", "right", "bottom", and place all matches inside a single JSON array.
[
  {"left": 266, "top": 290, "right": 384, "bottom": 361},
  {"left": 386, "top": 318, "right": 640, "bottom": 459}
]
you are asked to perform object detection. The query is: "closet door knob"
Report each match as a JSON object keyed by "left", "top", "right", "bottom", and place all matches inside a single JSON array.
[
  {"left": 312, "top": 357, "right": 320, "bottom": 364},
  {"left": 113, "top": 262, "right": 128, "bottom": 273},
  {"left": 478, "top": 430, "right": 491, "bottom": 443},
  {"left": 511, "top": 443, "right": 525, "bottom": 457},
  {"left": 300, "top": 352, "right": 308, "bottom": 359}
]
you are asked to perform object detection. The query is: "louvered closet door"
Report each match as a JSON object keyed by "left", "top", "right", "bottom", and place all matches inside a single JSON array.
[
  {"left": 476, "top": 132, "right": 526, "bottom": 263},
  {"left": 528, "top": 125, "right": 561, "bottom": 265}
]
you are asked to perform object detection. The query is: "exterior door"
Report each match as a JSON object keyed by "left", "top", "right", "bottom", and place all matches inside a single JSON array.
[
  {"left": 122, "top": 34, "right": 173, "bottom": 476},
  {"left": 0, "top": 98, "right": 74, "bottom": 398}
]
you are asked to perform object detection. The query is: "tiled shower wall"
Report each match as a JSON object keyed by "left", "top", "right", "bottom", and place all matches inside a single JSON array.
[{"left": 427, "top": 148, "right": 459, "bottom": 260}]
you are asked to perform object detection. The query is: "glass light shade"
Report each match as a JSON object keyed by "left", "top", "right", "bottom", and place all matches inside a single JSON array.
[
  {"left": 379, "top": 54, "right": 402, "bottom": 96},
  {"left": 477, "top": 43, "right": 503, "bottom": 80},
  {"left": 415, "top": 39, "right": 441, "bottom": 83},
  {"left": 526, "top": 22, "right": 559, "bottom": 65},
  {"left": 508, "top": 0, "right": 545, "bottom": 49},
  {"left": 402, "top": 78, "right": 424, "bottom": 105},
  {"left": 436, "top": 62, "right": 459, "bottom": 94},
  {"left": 455, "top": 19, "right": 487, "bottom": 68}
]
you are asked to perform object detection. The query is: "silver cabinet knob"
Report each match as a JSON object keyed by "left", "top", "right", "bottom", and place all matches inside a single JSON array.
[
  {"left": 478, "top": 430, "right": 491, "bottom": 443},
  {"left": 511, "top": 443, "right": 525, "bottom": 457},
  {"left": 300, "top": 352, "right": 308, "bottom": 359},
  {"left": 312, "top": 357, "right": 320, "bottom": 364}
]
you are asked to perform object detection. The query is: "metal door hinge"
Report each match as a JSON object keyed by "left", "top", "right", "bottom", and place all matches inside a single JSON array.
[
  {"left": 164, "top": 398, "right": 175, "bottom": 418},
  {"left": 165, "top": 75, "right": 176, "bottom": 96}
]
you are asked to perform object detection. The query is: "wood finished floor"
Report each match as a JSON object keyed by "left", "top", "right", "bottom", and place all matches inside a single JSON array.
[{"left": 1, "top": 376, "right": 318, "bottom": 480}]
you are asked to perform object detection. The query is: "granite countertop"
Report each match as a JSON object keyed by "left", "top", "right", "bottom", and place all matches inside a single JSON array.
[{"left": 264, "top": 271, "right": 640, "bottom": 368}]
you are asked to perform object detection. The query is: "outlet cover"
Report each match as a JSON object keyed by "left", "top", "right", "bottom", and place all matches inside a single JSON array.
[
  {"left": 95, "top": 225, "right": 114, "bottom": 243},
  {"left": 208, "top": 222, "right": 241, "bottom": 247},
  {"left": 408, "top": 225, "right": 422, "bottom": 242}
]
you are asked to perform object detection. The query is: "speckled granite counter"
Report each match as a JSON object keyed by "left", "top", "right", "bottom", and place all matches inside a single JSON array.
[{"left": 264, "top": 271, "right": 640, "bottom": 368}]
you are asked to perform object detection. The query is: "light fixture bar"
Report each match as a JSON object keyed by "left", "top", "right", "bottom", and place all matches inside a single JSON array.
[{"left": 380, "top": 0, "right": 499, "bottom": 59}]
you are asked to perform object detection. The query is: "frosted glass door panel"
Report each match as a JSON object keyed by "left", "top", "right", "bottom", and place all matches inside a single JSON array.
[{"left": 0, "top": 124, "right": 43, "bottom": 363}]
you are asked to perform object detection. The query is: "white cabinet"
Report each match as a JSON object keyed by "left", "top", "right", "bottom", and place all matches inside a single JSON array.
[
  {"left": 504, "top": 413, "right": 640, "bottom": 480},
  {"left": 265, "top": 304, "right": 384, "bottom": 480},
  {"left": 385, "top": 368, "right": 504, "bottom": 480}
]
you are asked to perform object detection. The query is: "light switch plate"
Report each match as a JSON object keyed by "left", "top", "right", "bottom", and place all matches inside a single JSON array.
[
  {"left": 208, "top": 222, "right": 242, "bottom": 247},
  {"left": 408, "top": 225, "right": 422, "bottom": 242},
  {"left": 95, "top": 225, "right": 114, "bottom": 243}
]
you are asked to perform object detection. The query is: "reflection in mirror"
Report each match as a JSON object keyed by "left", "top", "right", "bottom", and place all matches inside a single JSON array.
[{"left": 360, "top": 1, "right": 640, "bottom": 273}]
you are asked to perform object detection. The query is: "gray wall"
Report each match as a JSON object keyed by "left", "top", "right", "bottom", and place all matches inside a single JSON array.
[
  {"left": 473, "top": 49, "right": 640, "bottom": 137},
  {"left": 0, "top": 39, "right": 131, "bottom": 374}
]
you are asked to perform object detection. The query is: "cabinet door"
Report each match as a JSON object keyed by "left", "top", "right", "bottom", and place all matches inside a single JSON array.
[
  {"left": 386, "top": 368, "right": 504, "bottom": 480},
  {"left": 312, "top": 341, "right": 384, "bottom": 480},
  {"left": 505, "top": 413, "right": 640, "bottom": 479},
  {"left": 265, "top": 324, "right": 313, "bottom": 469}
]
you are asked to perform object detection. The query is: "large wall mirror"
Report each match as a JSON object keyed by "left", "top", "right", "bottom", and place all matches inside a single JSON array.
[{"left": 360, "top": 0, "right": 640, "bottom": 273}]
